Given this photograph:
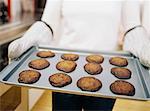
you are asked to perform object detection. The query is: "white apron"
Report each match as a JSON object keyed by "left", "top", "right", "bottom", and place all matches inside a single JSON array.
[{"left": 56, "top": 0, "right": 123, "bottom": 51}]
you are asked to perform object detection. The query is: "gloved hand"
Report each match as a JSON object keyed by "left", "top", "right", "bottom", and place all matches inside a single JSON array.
[
  {"left": 8, "top": 21, "right": 53, "bottom": 59},
  {"left": 123, "top": 26, "right": 150, "bottom": 67}
]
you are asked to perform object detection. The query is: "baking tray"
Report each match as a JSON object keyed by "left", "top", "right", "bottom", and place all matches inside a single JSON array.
[{"left": 0, "top": 45, "right": 150, "bottom": 100}]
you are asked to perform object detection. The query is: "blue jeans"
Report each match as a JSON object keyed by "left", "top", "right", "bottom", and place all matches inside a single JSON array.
[{"left": 52, "top": 92, "right": 115, "bottom": 111}]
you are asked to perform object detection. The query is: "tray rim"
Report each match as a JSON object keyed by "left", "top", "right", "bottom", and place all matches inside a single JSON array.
[
  {"left": 1, "top": 80, "right": 150, "bottom": 101},
  {"left": 0, "top": 45, "right": 150, "bottom": 101}
]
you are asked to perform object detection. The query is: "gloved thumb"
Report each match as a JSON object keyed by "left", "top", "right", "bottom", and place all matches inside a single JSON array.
[
  {"left": 138, "top": 44, "right": 150, "bottom": 68},
  {"left": 8, "top": 38, "right": 24, "bottom": 59}
]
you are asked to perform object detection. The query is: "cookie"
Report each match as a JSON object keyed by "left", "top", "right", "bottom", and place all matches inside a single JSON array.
[
  {"left": 109, "top": 57, "right": 128, "bottom": 67},
  {"left": 111, "top": 67, "right": 132, "bottom": 79},
  {"left": 84, "top": 63, "right": 103, "bottom": 75},
  {"left": 18, "top": 70, "right": 41, "bottom": 84},
  {"left": 37, "top": 51, "right": 55, "bottom": 58},
  {"left": 56, "top": 60, "right": 77, "bottom": 73},
  {"left": 86, "top": 55, "right": 104, "bottom": 64},
  {"left": 77, "top": 77, "right": 102, "bottom": 92},
  {"left": 110, "top": 80, "right": 135, "bottom": 96},
  {"left": 29, "top": 59, "right": 50, "bottom": 70},
  {"left": 61, "top": 53, "right": 79, "bottom": 61},
  {"left": 49, "top": 73, "right": 72, "bottom": 87}
]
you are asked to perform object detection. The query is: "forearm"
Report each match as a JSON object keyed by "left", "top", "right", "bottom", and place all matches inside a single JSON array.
[{"left": 41, "top": 0, "right": 62, "bottom": 36}]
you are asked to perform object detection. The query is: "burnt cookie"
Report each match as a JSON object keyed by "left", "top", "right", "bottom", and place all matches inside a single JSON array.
[
  {"left": 18, "top": 70, "right": 41, "bottom": 84},
  {"left": 109, "top": 57, "right": 128, "bottom": 67},
  {"left": 110, "top": 80, "right": 135, "bottom": 96},
  {"left": 77, "top": 77, "right": 102, "bottom": 92},
  {"left": 29, "top": 59, "right": 50, "bottom": 70},
  {"left": 84, "top": 63, "right": 103, "bottom": 75},
  {"left": 111, "top": 67, "right": 132, "bottom": 79},
  {"left": 61, "top": 53, "right": 79, "bottom": 61},
  {"left": 86, "top": 55, "right": 104, "bottom": 64},
  {"left": 56, "top": 60, "right": 77, "bottom": 73},
  {"left": 49, "top": 73, "right": 72, "bottom": 87},
  {"left": 37, "top": 51, "right": 55, "bottom": 58}
]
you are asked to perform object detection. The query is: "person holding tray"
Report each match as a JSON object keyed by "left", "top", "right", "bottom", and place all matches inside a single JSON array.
[{"left": 8, "top": 0, "right": 150, "bottom": 111}]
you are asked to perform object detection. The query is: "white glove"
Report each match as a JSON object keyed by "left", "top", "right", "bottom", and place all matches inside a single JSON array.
[
  {"left": 8, "top": 21, "right": 53, "bottom": 59},
  {"left": 123, "top": 27, "right": 150, "bottom": 67}
]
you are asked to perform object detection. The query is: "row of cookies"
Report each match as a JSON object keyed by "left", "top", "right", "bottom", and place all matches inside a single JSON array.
[
  {"left": 18, "top": 51, "right": 78, "bottom": 85},
  {"left": 109, "top": 56, "right": 135, "bottom": 96},
  {"left": 68, "top": 53, "right": 135, "bottom": 96},
  {"left": 54, "top": 54, "right": 103, "bottom": 93},
  {"left": 37, "top": 53, "right": 103, "bottom": 93},
  {"left": 18, "top": 51, "right": 55, "bottom": 84},
  {"left": 84, "top": 56, "right": 135, "bottom": 96},
  {"left": 23, "top": 50, "right": 130, "bottom": 79},
  {"left": 49, "top": 74, "right": 135, "bottom": 96},
  {"left": 36, "top": 50, "right": 128, "bottom": 66},
  {"left": 18, "top": 51, "right": 135, "bottom": 96}
]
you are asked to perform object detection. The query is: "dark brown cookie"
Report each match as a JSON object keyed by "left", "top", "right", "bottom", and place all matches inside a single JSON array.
[
  {"left": 18, "top": 70, "right": 41, "bottom": 84},
  {"left": 37, "top": 51, "right": 55, "bottom": 58},
  {"left": 77, "top": 77, "right": 102, "bottom": 92},
  {"left": 86, "top": 55, "right": 104, "bottom": 64},
  {"left": 110, "top": 80, "right": 135, "bottom": 96},
  {"left": 29, "top": 59, "right": 50, "bottom": 70},
  {"left": 61, "top": 53, "right": 79, "bottom": 61},
  {"left": 49, "top": 73, "right": 72, "bottom": 87},
  {"left": 84, "top": 63, "right": 103, "bottom": 75},
  {"left": 111, "top": 67, "right": 132, "bottom": 79},
  {"left": 109, "top": 57, "right": 128, "bottom": 67},
  {"left": 56, "top": 60, "right": 77, "bottom": 73}
]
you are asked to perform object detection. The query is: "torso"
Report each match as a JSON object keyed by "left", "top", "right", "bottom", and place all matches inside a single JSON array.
[{"left": 57, "top": 0, "right": 123, "bottom": 51}]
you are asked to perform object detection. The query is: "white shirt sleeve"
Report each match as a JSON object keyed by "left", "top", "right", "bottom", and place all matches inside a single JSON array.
[
  {"left": 41, "top": 0, "right": 62, "bottom": 36},
  {"left": 122, "top": 0, "right": 141, "bottom": 32},
  {"left": 142, "top": 1, "right": 150, "bottom": 35}
]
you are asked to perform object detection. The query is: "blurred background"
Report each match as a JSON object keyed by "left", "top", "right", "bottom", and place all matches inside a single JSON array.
[
  {"left": 0, "top": 0, "right": 46, "bottom": 70},
  {"left": 0, "top": 0, "right": 46, "bottom": 25},
  {"left": 0, "top": 1, "right": 47, "bottom": 111}
]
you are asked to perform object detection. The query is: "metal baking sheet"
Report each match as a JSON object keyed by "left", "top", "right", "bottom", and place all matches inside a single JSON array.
[{"left": 0, "top": 45, "right": 150, "bottom": 100}]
